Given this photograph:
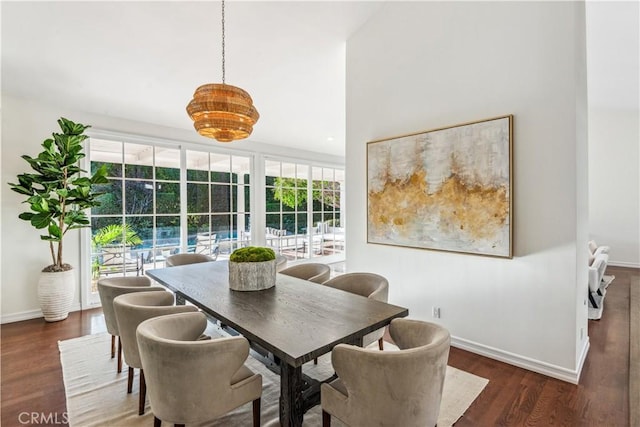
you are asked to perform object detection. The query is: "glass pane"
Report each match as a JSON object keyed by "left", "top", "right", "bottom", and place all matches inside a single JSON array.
[
  {"left": 187, "top": 183, "right": 209, "bottom": 213},
  {"left": 266, "top": 214, "right": 281, "bottom": 230},
  {"left": 231, "top": 185, "right": 247, "bottom": 212},
  {"left": 297, "top": 190, "right": 308, "bottom": 212},
  {"left": 92, "top": 179, "right": 122, "bottom": 215},
  {"left": 243, "top": 186, "right": 251, "bottom": 212},
  {"left": 312, "top": 213, "right": 323, "bottom": 230},
  {"left": 335, "top": 169, "right": 345, "bottom": 183},
  {"left": 212, "top": 214, "right": 231, "bottom": 237},
  {"left": 266, "top": 187, "right": 280, "bottom": 212},
  {"left": 296, "top": 164, "right": 308, "bottom": 180},
  {"left": 211, "top": 184, "right": 231, "bottom": 213},
  {"left": 124, "top": 143, "right": 153, "bottom": 179},
  {"left": 297, "top": 213, "right": 308, "bottom": 235},
  {"left": 156, "top": 182, "right": 180, "bottom": 214},
  {"left": 323, "top": 167, "right": 335, "bottom": 183},
  {"left": 281, "top": 163, "right": 296, "bottom": 179},
  {"left": 90, "top": 139, "right": 123, "bottom": 177},
  {"left": 91, "top": 161, "right": 122, "bottom": 178},
  {"left": 155, "top": 215, "right": 180, "bottom": 247},
  {"left": 211, "top": 153, "right": 231, "bottom": 183},
  {"left": 282, "top": 214, "right": 296, "bottom": 235},
  {"left": 187, "top": 214, "right": 210, "bottom": 239},
  {"left": 233, "top": 156, "right": 251, "bottom": 184},
  {"left": 265, "top": 160, "right": 281, "bottom": 178},
  {"left": 125, "top": 180, "right": 154, "bottom": 214},
  {"left": 126, "top": 216, "right": 153, "bottom": 243},
  {"left": 155, "top": 147, "right": 180, "bottom": 180},
  {"left": 186, "top": 150, "right": 209, "bottom": 181}
]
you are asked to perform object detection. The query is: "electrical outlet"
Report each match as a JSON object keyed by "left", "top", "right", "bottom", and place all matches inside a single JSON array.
[{"left": 432, "top": 307, "right": 441, "bottom": 318}]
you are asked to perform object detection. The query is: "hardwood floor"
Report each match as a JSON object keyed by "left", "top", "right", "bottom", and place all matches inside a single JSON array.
[{"left": 1, "top": 266, "right": 636, "bottom": 426}]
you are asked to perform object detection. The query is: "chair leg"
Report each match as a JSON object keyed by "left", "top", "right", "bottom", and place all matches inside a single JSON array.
[
  {"left": 117, "top": 337, "right": 123, "bottom": 373},
  {"left": 139, "top": 369, "right": 146, "bottom": 415},
  {"left": 322, "top": 410, "right": 331, "bottom": 427},
  {"left": 174, "top": 424, "right": 185, "bottom": 427},
  {"left": 378, "top": 337, "right": 384, "bottom": 351},
  {"left": 127, "top": 367, "right": 134, "bottom": 393},
  {"left": 252, "top": 397, "right": 261, "bottom": 427},
  {"left": 314, "top": 358, "right": 318, "bottom": 365},
  {"left": 154, "top": 416, "right": 162, "bottom": 427},
  {"left": 111, "top": 335, "right": 116, "bottom": 359}
]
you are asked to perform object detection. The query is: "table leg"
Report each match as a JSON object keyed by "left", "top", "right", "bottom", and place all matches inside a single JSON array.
[{"left": 280, "top": 363, "right": 303, "bottom": 427}]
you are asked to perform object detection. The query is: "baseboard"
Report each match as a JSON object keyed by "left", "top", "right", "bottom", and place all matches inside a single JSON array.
[
  {"left": 452, "top": 336, "right": 586, "bottom": 384},
  {"left": 1, "top": 302, "right": 83, "bottom": 324},
  {"left": 608, "top": 260, "right": 640, "bottom": 269}
]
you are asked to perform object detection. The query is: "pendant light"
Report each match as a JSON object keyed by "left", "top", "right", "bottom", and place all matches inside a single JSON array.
[{"left": 186, "top": 0, "right": 259, "bottom": 143}]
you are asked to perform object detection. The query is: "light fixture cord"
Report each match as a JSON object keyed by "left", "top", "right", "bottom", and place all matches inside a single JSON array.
[{"left": 221, "top": 0, "right": 226, "bottom": 84}]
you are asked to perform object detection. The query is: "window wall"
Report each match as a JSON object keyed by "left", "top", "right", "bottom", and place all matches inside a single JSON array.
[
  {"left": 265, "top": 160, "right": 344, "bottom": 260},
  {"left": 85, "top": 135, "right": 344, "bottom": 302}
]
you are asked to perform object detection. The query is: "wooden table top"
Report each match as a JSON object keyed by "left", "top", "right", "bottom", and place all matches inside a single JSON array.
[{"left": 146, "top": 261, "right": 408, "bottom": 367}]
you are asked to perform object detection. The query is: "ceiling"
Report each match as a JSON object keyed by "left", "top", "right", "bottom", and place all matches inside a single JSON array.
[{"left": 2, "top": 1, "right": 637, "bottom": 157}]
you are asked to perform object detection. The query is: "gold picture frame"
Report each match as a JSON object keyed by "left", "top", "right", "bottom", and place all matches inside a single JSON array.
[{"left": 367, "top": 115, "right": 513, "bottom": 258}]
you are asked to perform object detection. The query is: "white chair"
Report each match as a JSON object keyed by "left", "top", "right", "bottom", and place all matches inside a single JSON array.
[{"left": 588, "top": 253, "right": 609, "bottom": 308}]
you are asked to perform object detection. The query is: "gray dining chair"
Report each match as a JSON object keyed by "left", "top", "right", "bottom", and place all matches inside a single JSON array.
[
  {"left": 321, "top": 318, "right": 451, "bottom": 427},
  {"left": 321, "top": 272, "right": 389, "bottom": 350},
  {"left": 97, "top": 276, "right": 165, "bottom": 373},
  {"left": 165, "top": 253, "right": 214, "bottom": 267},
  {"left": 279, "top": 263, "right": 331, "bottom": 284},
  {"left": 275, "top": 255, "right": 288, "bottom": 272},
  {"left": 113, "top": 290, "right": 198, "bottom": 415},
  {"left": 137, "top": 311, "right": 263, "bottom": 427}
]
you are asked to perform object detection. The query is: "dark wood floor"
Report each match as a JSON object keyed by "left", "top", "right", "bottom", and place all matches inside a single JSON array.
[{"left": 1, "top": 266, "right": 636, "bottom": 426}]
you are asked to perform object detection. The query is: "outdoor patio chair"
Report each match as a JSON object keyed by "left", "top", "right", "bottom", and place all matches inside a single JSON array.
[{"left": 98, "top": 245, "right": 143, "bottom": 276}]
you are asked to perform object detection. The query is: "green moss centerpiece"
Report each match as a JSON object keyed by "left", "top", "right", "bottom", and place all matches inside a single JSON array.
[{"left": 228, "top": 246, "right": 277, "bottom": 291}]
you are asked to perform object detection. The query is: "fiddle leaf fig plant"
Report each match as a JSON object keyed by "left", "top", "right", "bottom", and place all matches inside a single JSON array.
[{"left": 8, "top": 117, "right": 109, "bottom": 272}]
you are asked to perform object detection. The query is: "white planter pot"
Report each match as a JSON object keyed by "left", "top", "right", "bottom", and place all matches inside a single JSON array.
[
  {"left": 38, "top": 269, "right": 75, "bottom": 322},
  {"left": 229, "top": 259, "right": 276, "bottom": 291}
]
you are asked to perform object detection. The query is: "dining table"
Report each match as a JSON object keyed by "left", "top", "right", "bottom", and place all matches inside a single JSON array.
[{"left": 146, "top": 260, "right": 408, "bottom": 427}]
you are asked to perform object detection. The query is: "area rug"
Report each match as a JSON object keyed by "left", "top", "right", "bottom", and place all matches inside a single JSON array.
[{"left": 60, "top": 332, "right": 488, "bottom": 426}]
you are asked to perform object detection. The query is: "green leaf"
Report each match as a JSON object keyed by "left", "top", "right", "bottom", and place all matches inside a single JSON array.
[
  {"left": 31, "top": 213, "right": 52, "bottom": 229},
  {"left": 56, "top": 189, "right": 69, "bottom": 198},
  {"left": 18, "top": 212, "right": 34, "bottom": 221},
  {"left": 72, "top": 177, "right": 92, "bottom": 186},
  {"left": 48, "top": 224, "right": 62, "bottom": 239}
]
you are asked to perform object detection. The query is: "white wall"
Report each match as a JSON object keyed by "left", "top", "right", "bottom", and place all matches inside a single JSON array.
[
  {"left": 346, "top": 2, "right": 589, "bottom": 381},
  {"left": 0, "top": 95, "right": 343, "bottom": 322},
  {"left": 588, "top": 108, "right": 640, "bottom": 267}
]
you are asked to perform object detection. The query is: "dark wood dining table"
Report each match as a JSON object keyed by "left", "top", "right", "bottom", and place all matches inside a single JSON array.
[{"left": 146, "top": 260, "right": 408, "bottom": 427}]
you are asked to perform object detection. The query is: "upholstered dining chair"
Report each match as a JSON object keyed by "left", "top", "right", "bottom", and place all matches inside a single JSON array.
[
  {"left": 165, "top": 253, "right": 214, "bottom": 267},
  {"left": 97, "top": 276, "right": 164, "bottom": 373},
  {"left": 137, "top": 311, "right": 263, "bottom": 427},
  {"left": 113, "top": 291, "right": 198, "bottom": 415},
  {"left": 279, "top": 263, "right": 331, "bottom": 284},
  {"left": 321, "top": 272, "right": 389, "bottom": 350},
  {"left": 275, "top": 255, "right": 288, "bottom": 272},
  {"left": 321, "top": 318, "right": 451, "bottom": 427}
]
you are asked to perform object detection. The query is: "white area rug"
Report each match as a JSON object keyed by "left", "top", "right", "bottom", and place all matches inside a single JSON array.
[
  {"left": 59, "top": 332, "right": 488, "bottom": 427},
  {"left": 589, "top": 275, "right": 616, "bottom": 320}
]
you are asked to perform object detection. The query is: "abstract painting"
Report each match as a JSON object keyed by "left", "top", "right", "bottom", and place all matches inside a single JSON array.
[{"left": 367, "top": 115, "right": 513, "bottom": 258}]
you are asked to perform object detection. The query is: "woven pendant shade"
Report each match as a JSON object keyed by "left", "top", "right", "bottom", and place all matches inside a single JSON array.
[{"left": 187, "top": 83, "right": 259, "bottom": 143}]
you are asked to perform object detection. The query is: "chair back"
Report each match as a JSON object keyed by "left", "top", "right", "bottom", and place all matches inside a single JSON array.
[
  {"left": 113, "top": 291, "right": 197, "bottom": 369},
  {"left": 322, "top": 318, "right": 450, "bottom": 427},
  {"left": 275, "top": 255, "right": 288, "bottom": 272},
  {"left": 137, "top": 312, "right": 262, "bottom": 424},
  {"left": 97, "top": 276, "right": 163, "bottom": 336},
  {"left": 321, "top": 272, "right": 388, "bottom": 302},
  {"left": 589, "top": 253, "right": 609, "bottom": 292},
  {"left": 166, "top": 253, "right": 214, "bottom": 267},
  {"left": 280, "top": 263, "right": 331, "bottom": 284}
]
